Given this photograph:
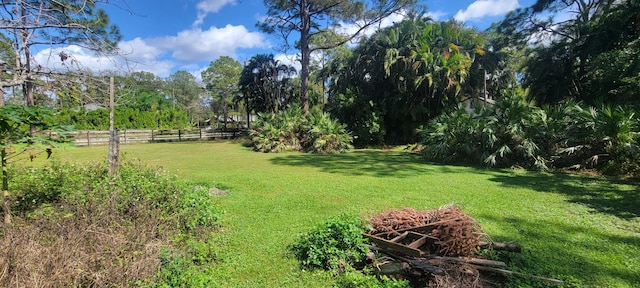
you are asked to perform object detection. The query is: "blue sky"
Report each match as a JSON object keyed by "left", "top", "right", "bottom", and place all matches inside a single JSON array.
[{"left": 36, "top": 0, "right": 535, "bottom": 80}]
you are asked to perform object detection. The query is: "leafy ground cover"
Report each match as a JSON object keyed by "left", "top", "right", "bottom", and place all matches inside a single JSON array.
[{"left": 32, "top": 141, "right": 640, "bottom": 287}]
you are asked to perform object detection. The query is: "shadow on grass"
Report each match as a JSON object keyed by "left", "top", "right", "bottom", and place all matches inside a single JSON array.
[
  {"left": 269, "top": 150, "right": 492, "bottom": 178},
  {"left": 488, "top": 173, "right": 640, "bottom": 220},
  {"left": 478, "top": 214, "right": 640, "bottom": 287}
]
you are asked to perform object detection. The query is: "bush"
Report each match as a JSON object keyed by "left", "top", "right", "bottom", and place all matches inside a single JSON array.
[
  {"left": 543, "top": 102, "right": 640, "bottom": 176},
  {"left": 2, "top": 161, "right": 220, "bottom": 287},
  {"left": 304, "top": 112, "right": 354, "bottom": 154},
  {"left": 250, "top": 107, "right": 305, "bottom": 152},
  {"left": 9, "top": 162, "right": 97, "bottom": 215},
  {"left": 419, "top": 91, "right": 548, "bottom": 170},
  {"left": 290, "top": 213, "right": 368, "bottom": 270},
  {"left": 419, "top": 91, "right": 640, "bottom": 177},
  {"left": 250, "top": 107, "right": 353, "bottom": 154}
]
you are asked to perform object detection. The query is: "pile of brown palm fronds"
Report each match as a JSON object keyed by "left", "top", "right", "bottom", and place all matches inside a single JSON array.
[
  {"left": 368, "top": 205, "right": 486, "bottom": 257},
  {"left": 365, "top": 205, "right": 562, "bottom": 288}
]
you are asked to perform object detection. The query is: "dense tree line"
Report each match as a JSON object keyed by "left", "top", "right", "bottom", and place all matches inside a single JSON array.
[
  {"left": 496, "top": 0, "right": 640, "bottom": 106},
  {"left": 0, "top": 0, "right": 637, "bottom": 173},
  {"left": 326, "top": 18, "right": 488, "bottom": 146},
  {"left": 56, "top": 107, "right": 190, "bottom": 130}
]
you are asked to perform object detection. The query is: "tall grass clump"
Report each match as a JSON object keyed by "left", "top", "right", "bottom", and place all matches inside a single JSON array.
[
  {"left": 250, "top": 107, "right": 353, "bottom": 154},
  {"left": 1, "top": 161, "right": 220, "bottom": 287}
]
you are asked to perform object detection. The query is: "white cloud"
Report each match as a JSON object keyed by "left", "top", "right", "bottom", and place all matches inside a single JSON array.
[
  {"left": 336, "top": 11, "right": 408, "bottom": 44},
  {"left": 151, "top": 24, "right": 269, "bottom": 63},
  {"left": 34, "top": 45, "right": 119, "bottom": 73},
  {"left": 194, "top": 0, "right": 237, "bottom": 26},
  {"left": 454, "top": 0, "right": 520, "bottom": 22},
  {"left": 425, "top": 10, "right": 447, "bottom": 21},
  {"left": 32, "top": 24, "right": 270, "bottom": 78},
  {"left": 34, "top": 41, "right": 174, "bottom": 77},
  {"left": 275, "top": 53, "right": 301, "bottom": 73},
  {"left": 118, "top": 37, "right": 162, "bottom": 62}
]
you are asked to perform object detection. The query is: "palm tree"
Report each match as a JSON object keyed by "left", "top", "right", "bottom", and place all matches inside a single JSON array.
[
  {"left": 384, "top": 20, "right": 484, "bottom": 110},
  {"left": 326, "top": 17, "right": 485, "bottom": 145},
  {"left": 239, "top": 54, "right": 297, "bottom": 115}
]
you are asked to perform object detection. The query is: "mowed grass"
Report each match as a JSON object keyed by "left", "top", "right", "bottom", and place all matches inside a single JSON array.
[{"left": 35, "top": 141, "right": 640, "bottom": 287}]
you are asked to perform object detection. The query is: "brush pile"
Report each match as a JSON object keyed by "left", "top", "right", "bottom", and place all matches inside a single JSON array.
[
  {"left": 365, "top": 206, "right": 560, "bottom": 287},
  {"left": 368, "top": 206, "right": 484, "bottom": 257}
]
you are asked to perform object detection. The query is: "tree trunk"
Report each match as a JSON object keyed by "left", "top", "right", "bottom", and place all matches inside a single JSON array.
[
  {"left": 21, "top": 3, "right": 36, "bottom": 136},
  {"left": 0, "top": 88, "right": 5, "bottom": 106},
  {"left": 223, "top": 101, "right": 228, "bottom": 130},
  {"left": 300, "top": 0, "right": 311, "bottom": 116},
  {"left": 246, "top": 99, "right": 251, "bottom": 130},
  {"left": 2, "top": 148, "right": 10, "bottom": 224},
  {"left": 108, "top": 130, "right": 120, "bottom": 177},
  {"left": 107, "top": 77, "right": 119, "bottom": 177}
]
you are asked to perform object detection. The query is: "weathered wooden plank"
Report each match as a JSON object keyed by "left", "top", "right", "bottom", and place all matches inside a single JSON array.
[
  {"left": 423, "top": 255, "right": 506, "bottom": 267},
  {"left": 407, "top": 233, "right": 437, "bottom": 249},
  {"left": 389, "top": 231, "right": 409, "bottom": 243},
  {"left": 365, "top": 234, "right": 424, "bottom": 257}
]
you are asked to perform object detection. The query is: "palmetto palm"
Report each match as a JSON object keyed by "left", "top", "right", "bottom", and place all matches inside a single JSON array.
[
  {"left": 559, "top": 104, "right": 639, "bottom": 170},
  {"left": 420, "top": 91, "right": 549, "bottom": 170}
]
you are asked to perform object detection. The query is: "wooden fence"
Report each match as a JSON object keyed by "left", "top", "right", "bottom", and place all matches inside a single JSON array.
[{"left": 52, "top": 129, "right": 246, "bottom": 146}]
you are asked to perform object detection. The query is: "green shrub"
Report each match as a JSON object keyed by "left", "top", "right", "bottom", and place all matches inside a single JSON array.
[
  {"left": 250, "top": 108, "right": 304, "bottom": 152},
  {"left": 177, "top": 185, "right": 220, "bottom": 232},
  {"left": 9, "top": 162, "right": 105, "bottom": 215},
  {"left": 305, "top": 112, "right": 354, "bottom": 154},
  {"left": 419, "top": 91, "right": 640, "bottom": 177},
  {"left": 250, "top": 107, "right": 353, "bottom": 154},
  {"left": 546, "top": 102, "right": 640, "bottom": 176},
  {"left": 290, "top": 213, "right": 368, "bottom": 270},
  {"left": 418, "top": 106, "right": 480, "bottom": 164},
  {"left": 10, "top": 161, "right": 220, "bottom": 230},
  {"left": 419, "top": 91, "right": 548, "bottom": 170}
]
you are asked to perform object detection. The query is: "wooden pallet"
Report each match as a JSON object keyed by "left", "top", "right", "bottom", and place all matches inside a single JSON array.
[{"left": 365, "top": 231, "right": 438, "bottom": 257}]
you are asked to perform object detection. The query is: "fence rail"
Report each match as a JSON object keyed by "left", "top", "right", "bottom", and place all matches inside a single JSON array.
[{"left": 48, "top": 129, "right": 246, "bottom": 146}]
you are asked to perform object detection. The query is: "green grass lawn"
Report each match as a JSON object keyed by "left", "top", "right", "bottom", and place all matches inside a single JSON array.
[{"left": 38, "top": 141, "right": 640, "bottom": 287}]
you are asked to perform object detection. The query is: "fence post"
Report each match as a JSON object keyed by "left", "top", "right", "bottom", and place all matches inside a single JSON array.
[
  {"left": 151, "top": 130, "right": 154, "bottom": 142},
  {"left": 124, "top": 130, "right": 127, "bottom": 144},
  {"left": 87, "top": 131, "right": 91, "bottom": 146},
  {"left": 199, "top": 128, "right": 202, "bottom": 139},
  {"left": 108, "top": 130, "right": 120, "bottom": 177},
  {"left": 178, "top": 129, "right": 182, "bottom": 141}
]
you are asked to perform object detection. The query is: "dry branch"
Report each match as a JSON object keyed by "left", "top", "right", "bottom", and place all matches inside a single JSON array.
[{"left": 479, "top": 241, "right": 522, "bottom": 252}]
